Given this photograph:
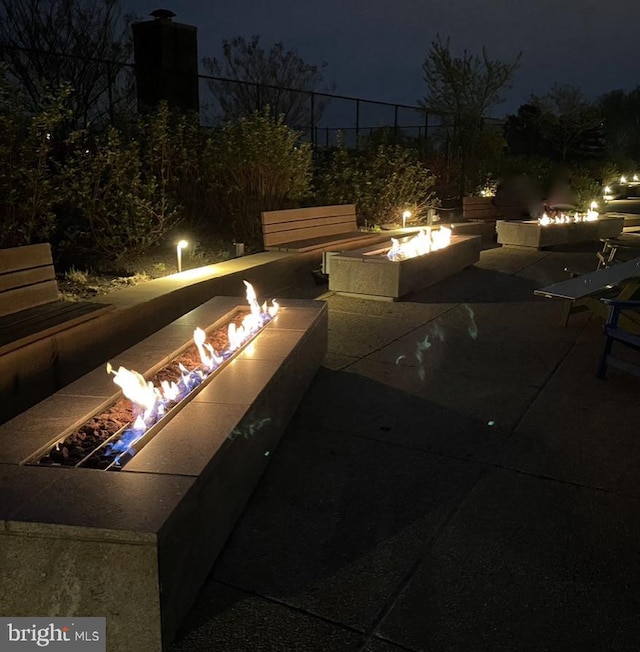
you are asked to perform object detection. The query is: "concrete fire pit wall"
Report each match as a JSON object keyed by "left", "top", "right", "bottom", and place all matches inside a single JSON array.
[
  {"left": 496, "top": 216, "right": 624, "bottom": 249},
  {"left": 328, "top": 234, "right": 481, "bottom": 300},
  {"left": 0, "top": 297, "right": 327, "bottom": 651}
]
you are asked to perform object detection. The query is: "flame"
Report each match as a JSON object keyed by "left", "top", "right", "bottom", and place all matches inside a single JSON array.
[
  {"left": 387, "top": 227, "right": 452, "bottom": 261},
  {"left": 227, "top": 322, "right": 242, "bottom": 351},
  {"left": 193, "top": 327, "right": 222, "bottom": 369},
  {"left": 106, "top": 362, "right": 158, "bottom": 423},
  {"left": 103, "top": 282, "right": 280, "bottom": 465},
  {"left": 244, "top": 280, "right": 260, "bottom": 316},
  {"left": 538, "top": 210, "right": 598, "bottom": 226},
  {"left": 160, "top": 380, "right": 180, "bottom": 401}
]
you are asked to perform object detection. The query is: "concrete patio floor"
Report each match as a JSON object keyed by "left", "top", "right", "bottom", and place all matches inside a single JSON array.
[{"left": 170, "top": 243, "right": 640, "bottom": 652}]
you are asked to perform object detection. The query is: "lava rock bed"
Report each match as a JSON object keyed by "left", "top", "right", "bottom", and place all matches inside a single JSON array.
[{"left": 37, "top": 311, "right": 249, "bottom": 469}]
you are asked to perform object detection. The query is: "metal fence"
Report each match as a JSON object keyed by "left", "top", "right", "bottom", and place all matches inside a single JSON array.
[
  {"left": 196, "top": 70, "right": 457, "bottom": 150},
  {"left": 196, "top": 70, "right": 506, "bottom": 161},
  {"left": 1, "top": 43, "right": 505, "bottom": 198},
  {"left": 0, "top": 43, "right": 490, "bottom": 155}
]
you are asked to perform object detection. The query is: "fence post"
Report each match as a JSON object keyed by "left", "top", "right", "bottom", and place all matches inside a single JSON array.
[
  {"left": 310, "top": 91, "right": 315, "bottom": 147},
  {"left": 421, "top": 110, "right": 429, "bottom": 153},
  {"left": 394, "top": 104, "right": 398, "bottom": 143},
  {"left": 107, "top": 62, "right": 114, "bottom": 124}
]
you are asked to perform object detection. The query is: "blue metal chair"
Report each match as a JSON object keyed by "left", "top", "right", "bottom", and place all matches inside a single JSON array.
[{"left": 596, "top": 298, "right": 640, "bottom": 379}]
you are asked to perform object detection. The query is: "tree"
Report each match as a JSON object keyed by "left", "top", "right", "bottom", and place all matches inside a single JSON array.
[
  {"left": 419, "top": 36, "right": 521, "bottom": 122},
  {"left": 531, "top": 84, "right": 603, "bottom": 162},
  {"left": 202, "top": 35, "right": 334, "bottom": 130},
  {"left": 504, "top": 103, "right": 550, "bottom": 158},
  {"left": 599, "top": 88, "right": 640, "bottom": 165},
  {"left": 419, "top": 36, "right": 520, "bottom": 194},
  {"left": 0, "top": 0, "right": 133, "bottom": 131}
]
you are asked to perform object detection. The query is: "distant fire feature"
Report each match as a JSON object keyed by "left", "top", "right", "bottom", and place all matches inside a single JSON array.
[
  {"left": 386, "top": 227, "right": 452, "bottom": 261},
  {"left": 538, "top": 203, "right": 599, "bottom": 226}
]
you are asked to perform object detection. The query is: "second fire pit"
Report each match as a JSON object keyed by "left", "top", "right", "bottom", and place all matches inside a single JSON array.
[
  {"left": 328, "top": 232, "right": 481, "bottom": 300},
  {"left": 496, "top": 216, "right": 624, "bottom": 249}
]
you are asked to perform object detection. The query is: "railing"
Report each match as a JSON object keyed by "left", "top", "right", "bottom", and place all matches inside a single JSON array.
[{"left": 196, "top": 70, "right": 457, "bottom": 149}]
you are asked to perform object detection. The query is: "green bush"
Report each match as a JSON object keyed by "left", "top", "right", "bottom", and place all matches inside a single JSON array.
[
  {"left": 206, "top": 110, "right": 312, "bottom": 242},
  {"left": 58, "top": 126, "right": 181, "bottom": 266},
  {"left": 314, "top": 144, "right": 437, "bottom": 225},
  {"left": 568, "top": 168, "right": 602, "bottom": 209},
  {"left": 137, "top": 103, "right": 204, "bottom": 225},
  {"left": 0, "top": 76, "right": 67, "bottom": 248}
]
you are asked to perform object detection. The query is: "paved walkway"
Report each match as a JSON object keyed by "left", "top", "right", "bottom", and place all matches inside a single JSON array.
[{"left": 171, "top": 244, "right": 640, "bottom": 652}]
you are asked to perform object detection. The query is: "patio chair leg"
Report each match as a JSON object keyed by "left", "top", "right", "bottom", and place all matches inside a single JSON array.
[
  {"left": 559, "top": 300, "right": 572, "bottom": 326},
  {"left": 596, "top": 333, "right": 613, "bottom": 379}
]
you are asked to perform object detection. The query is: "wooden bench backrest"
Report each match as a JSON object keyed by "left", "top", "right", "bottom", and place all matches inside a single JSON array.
[
  {"left": 0, "top": 243, "right": 59, "bottom": 317},
  {"left": 261, "top": 204, "right": 357, "bottom": 247},
  {"left": 462, "top": 197, "right": 497, "bottom": 221},
  {"left": 463, "top": 197, "right": 527, "bottom": 221}
]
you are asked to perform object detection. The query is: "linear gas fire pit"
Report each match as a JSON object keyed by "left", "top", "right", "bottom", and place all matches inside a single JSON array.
[
  {"left": 0, "top": 291, "right": 327, "bottom": 652},
  {"left": 496, "top": 215, "right": 624, "bottom": 249},
  {"left": 328, "top": 230, "right": 481, "bottom": 300}
]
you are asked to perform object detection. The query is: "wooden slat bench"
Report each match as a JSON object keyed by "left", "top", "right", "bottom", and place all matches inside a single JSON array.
[
  {"left": 261, "top": 204, "right": 383, "bottom": 253},
  {"left": 0, "top": 243, "right": 114, "bottom": 356},
  {"left": 462, "top": 197, "right": 528, "bottom": 222},
  {"left": 534, "top": 256, "right": 640, "bottom": 331}
]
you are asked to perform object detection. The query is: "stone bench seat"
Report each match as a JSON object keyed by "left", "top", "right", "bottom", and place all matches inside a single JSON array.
[{"left": 0, "top": 300, "right": 113, "bottom": 356}]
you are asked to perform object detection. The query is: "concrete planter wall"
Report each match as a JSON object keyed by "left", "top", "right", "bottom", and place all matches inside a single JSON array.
[
  {"left": 328, "top": 234, "right": 481, "bottom": 300},
  {"left": 496, "top": 217, "right": 624, "bottom": 249}
]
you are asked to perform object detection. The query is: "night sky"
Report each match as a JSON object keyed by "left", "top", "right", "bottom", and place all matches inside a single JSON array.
[{"left": 130, "top": 0, "right": 640, "bottom": 117}]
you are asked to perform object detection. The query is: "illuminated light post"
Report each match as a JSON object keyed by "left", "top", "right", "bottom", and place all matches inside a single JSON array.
[
  {"left": 176, "top": 240, "right": 188, "bottom": 273},
  {"left": 402, "top": 210, "right": 411, "bottom": 229}
]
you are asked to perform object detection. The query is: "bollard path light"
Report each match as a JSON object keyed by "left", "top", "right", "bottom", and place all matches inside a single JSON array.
[
  {"left": 176, "top": 240, "right": 188, "bottom": 273},
  {"left": 402, "top": 210, "right": 411, "bottom": 229}
]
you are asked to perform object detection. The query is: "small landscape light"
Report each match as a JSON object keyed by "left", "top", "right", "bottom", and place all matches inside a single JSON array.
[
  {"left": 176, "top": 240, "right": 188, "bottom": 273},
  {"left": 402, "top": 210, "right": 411, "bottom": 229}
]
